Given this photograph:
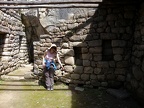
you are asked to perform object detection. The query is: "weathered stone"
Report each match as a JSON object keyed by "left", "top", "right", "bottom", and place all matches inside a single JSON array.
[
  {"left": 116, "top": 61, "right": 128, "bottom": 68},
  {"left": 81, "top": 48, "right": 88, "bottom": 53},
  {"left": 83, "top": 60, "right": 90, "bottom": 66},
  {"left": 82, "top": 54, "right": 92, "bottom": 60},
  {"left": 112, "top": 40, "right": 126, "bottom": 47},
  {"left": 101, "top": 82, "right": 108, "bottom": 87},
  {"left": 74, "top": 66, "right": 83, "bottom": 73},
  {"left": 84, "top": 67, "right": 93, "bottom": 73},
  {"left": 81, "top": 74, "right": 90, "bottom": 81},
  {"left": 90, "top": 74, "right": 97, "bottom": 80},
  {"left": 106, "top": 14, "right": 117, "bottom": 21},
  {"left": 132, "top": 66, "right": 143, "bottom": 80},
  {"left": 61, "top": 49, "right": 74, "bottom": 56},
  {"left": 117, "top": 75, "right": 125, "bottom": 81},
  {"left": 115, "top": 68, "right": 127, "bottom": 75},
  {"left": 64, "top": 65, "right": 73, "bottom": 73},
  {"left": 88, "top": 40, "right": 102, "bottom": 47},
  {"left": 61, "top": 43, "right": 69, "bottom": 48},
  {"left": 89, "top": 47, "right": 102, "bottom": 54},
  {"left": 113, "top": 48, "right": 124, "bottom": 54},
  {"left": 71, "top": 80, "right": 85, "bottom": 84},
  {"left": 124, "top": 12, "right": 134, "bottom": 19},
  {"left": 142, "top": 60, "right": 144, "bottom": 72},
  {"left": 114, "top": 55, "right": 123, "bottom": 61},
  {"left": 97, "top": 75, "right": 105, "bottom": 81},
  {"left": 107, "top": 74, "right": 115, "bottom": 80},
  {"left": 97, "top": 62, "right": 109, "bottom": 68},
  {"left": 70, "top": 42, "right": 87, "bottom": 47},
  {"left": 94, "top": 68, "right": 101, "bottom": 74},
  {"left": 130, "top": 79, "right": 139, "bottom": 89},
  {"left": 93, "top": 54, "right": 102, "bottom": 61},
  {"left": 71, "top": 74, "right": 80, "bottom": 80},
  {"left": 64, "top": 56, "right": 75, "bottom": 65},
  {"left": 91, "top": 80, "right": 101, "bottom": 86},
  {"left": 109, "top": 61, "right": 115, "bottom": 67},
  {"left": 88, "top": 10, "right": 95, "bottom": 17}
]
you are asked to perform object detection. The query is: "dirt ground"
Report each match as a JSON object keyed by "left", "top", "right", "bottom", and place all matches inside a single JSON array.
[{"left": 0, "top": 64, "right": 142, "bottom": 108}]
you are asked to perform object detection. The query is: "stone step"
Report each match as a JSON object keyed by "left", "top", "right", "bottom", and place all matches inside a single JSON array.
[{"left": 0, "top": 75, "right": 25, "bottom": 81}]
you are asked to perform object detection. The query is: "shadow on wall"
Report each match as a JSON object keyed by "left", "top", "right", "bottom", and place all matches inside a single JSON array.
[
  {"left": 0, "top": 33, "right": 6, "bottom": 61},
  {"left": 21, "top": 14, "right": 48, "bottom": 63},
  {"left": 57, "top": 0, "right": 141, "bottom": 108}
]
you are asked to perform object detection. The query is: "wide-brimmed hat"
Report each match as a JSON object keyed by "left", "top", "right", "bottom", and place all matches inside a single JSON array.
[{"left": 48, "top": 44, "right": 57, "bottom": 51}]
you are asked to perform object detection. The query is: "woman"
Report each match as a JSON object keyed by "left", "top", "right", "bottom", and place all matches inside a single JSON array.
[{"left": 43, "top": 44, "right": 64, "bottom": 91}]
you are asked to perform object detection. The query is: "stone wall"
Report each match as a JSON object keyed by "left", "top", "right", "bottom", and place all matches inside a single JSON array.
[
  {"left": 125, "top": 2, "right": 144, "bottom": 103},
  {"left": 34, "top": 5, "right": 138, "bottom": 88},
  {"left": 0, "top": 10, "right": 28, "bottom": 75}
]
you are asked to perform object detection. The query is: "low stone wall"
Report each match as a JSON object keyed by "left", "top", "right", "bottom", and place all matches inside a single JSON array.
[
  {"left": 34, "top": 5, "right": 137, "bottom": 88},
  {"left": 0, "top": 10, "right": 28, "bottom": 75}
]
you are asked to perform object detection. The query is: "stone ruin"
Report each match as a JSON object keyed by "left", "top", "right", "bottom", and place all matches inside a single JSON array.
[{"left": 0, "top": 0, "right": 144, "bottom": 105}]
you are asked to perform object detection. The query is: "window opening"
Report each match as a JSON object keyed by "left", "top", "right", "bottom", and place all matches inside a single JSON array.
[
  {"left": 102, "top": 40, "right": 113, "bottom": 61},
  {"left": 73, "top": 47, "right": 83, "bottom": 65}
]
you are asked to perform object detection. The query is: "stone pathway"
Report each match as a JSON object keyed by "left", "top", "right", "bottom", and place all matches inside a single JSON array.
[{"left": 0, "top": 64, "right": 142, "bottom": 108}]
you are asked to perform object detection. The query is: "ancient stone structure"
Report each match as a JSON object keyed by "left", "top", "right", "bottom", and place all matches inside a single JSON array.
[
  {"left": 33, "top": 1, "right": 144, "bottom": 104},
  {"left": 0, "top": 9, "right": 28, "bottom": 75},
  {"left": 0, "top": 0, "right": 144, "bottom": 105}
]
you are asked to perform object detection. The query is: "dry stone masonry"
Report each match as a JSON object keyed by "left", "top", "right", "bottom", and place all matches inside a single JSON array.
[
  {"left": 33, "top": 2, "right": 144, "bottom": 103},
  {"left": 0, "top": 0, "right": 144, "bottom": 105},
  {"left": 34, "top": 5, "right": 136, "bottom": 88},
  {"left": 0, "top": 10, "right": 28, "bottom": 75}
]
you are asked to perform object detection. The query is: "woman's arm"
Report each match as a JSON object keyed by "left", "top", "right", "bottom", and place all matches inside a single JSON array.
[{"left": 56, "top": 53, "right": 64, "bottom": 69}]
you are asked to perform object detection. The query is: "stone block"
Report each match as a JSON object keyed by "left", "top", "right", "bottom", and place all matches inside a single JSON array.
[
  {"left": 90, "top": 74, "right": 97, "bottom": 80},
  {"left": 61, "top": 43, "right": 69, "bottom": 48},
  {"left": 71, "top": 74, "right": 80, "bottom": 80},
  {"left": 97, "top": 75, "right": 105, "bottom": 81},
  {"left": 88, "top": 10, "right": 96, "bottom": 17},
  {"left": 81, "top": 74, "right": 90, "bottom": 81},
  {"left": 112, "top": 40, "right": 126, "bottom": 47},
  {"left": 107, "top": 74, "right": 115, "bottom": 80},
  {"left": 84, "top": 67, "right": 93, "bottom": 73},
  {"left": 94, "top": 68, "right": 101, "bottom": 74},
  {"left": 74, "top": 66, "right": 83, "bottom": 73},
  {"left": 113, "top": 48, "right": 124, "bottom": 54},
  {"left": 64, "top": 56, "right": 75, "bottom": 65},
  {"left": 97, "top": 61, "right": 109, "bottom": 68},
  {"left": 132, "top": 66, "right": 143, "bottom": 80},
  {"left": 83, "top": 60, "right": 90, "bottom": 66},
  {"left": 88, "top": 40, "right": 102, "bottom": 47},
  {"left": 109, "top": 61, "right": 115, "bottom": 67},
  {"left": 130, "top": 79, "right": 139, "bottom": 89},
  {"left": 117, "top": 75, "right": 125, "bottom": 81},
  {"left": 91, "top": 80, "right": 101, "bottom": 86},
  {"left": 70, "top": 42, "right": 87, "bottom": 47},
  {"left": 89, "top": 47, "right": 102, "bottom": 54},
  {"left": 101, "top": 82, "right": 108, "bottom": 87},
  {"left": 93, "top": 54, "right": 102, "bottom": 61},
  {"left": 114, "top": 55, "right": 123, "bottom": 61},
  {"left": 61, "top": 49, "right": 74, "bottom": 56},
  {"left": 81, "top": 48, "right": 88, "bottom": 53},
  {"left": 64, "top": 65, "right": 73, "bottom": 73},
  {"left": 82, "top": 54, "right": 92, "bottom": 60},
  {"left": 115, "top": 68, "right": 126, "bottom": 75},
  {"left": 116, "top": 61, "right": 128, "bottom": 68}
]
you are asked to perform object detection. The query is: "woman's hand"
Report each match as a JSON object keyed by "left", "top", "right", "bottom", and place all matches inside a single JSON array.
[{"left": 61, "top": 66, "right": 65, "bottom": 71}]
